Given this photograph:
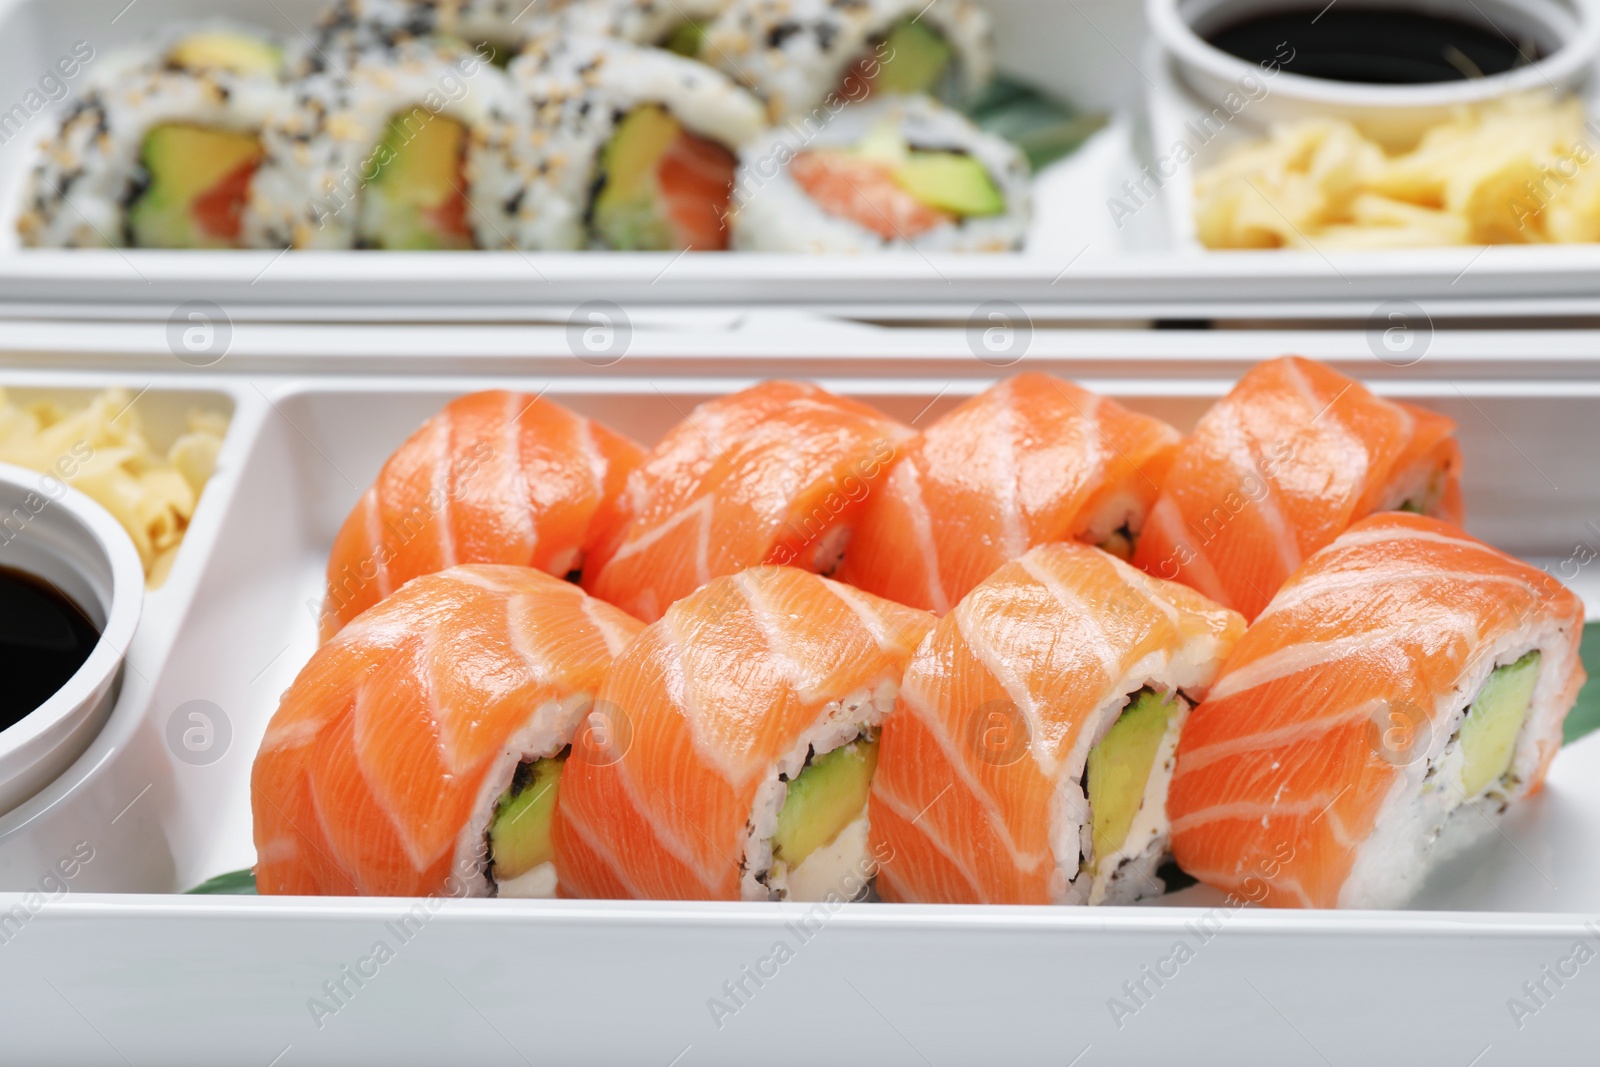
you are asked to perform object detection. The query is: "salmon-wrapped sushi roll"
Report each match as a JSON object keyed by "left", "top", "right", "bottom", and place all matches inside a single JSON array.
[
  {"left": 554, "top": 566, "right": 934, "bottom": 900},
  {"left": 837, "top": 373, "right": 1180, "bottom": 614},
  {"left": 583, "top": 380, "right": 909, "bottom": 621},
  {"left": 871, "top": 542, "right": 1244, "bottom": 905},
  {"left": 1133, "top": 356, "right": 1463, "bottom": 621},
  {"left": 321, "top": 391, "right": 643, "bottom": 639},
  {"left": 1168, "top": 513, "right": 1585, "bottom": 909},
  {"left": 253, "top": 565, "right": 642, "bottom": 897}
]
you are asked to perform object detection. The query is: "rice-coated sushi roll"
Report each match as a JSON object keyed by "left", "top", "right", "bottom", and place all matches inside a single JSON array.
[
  {"left": 246, "top": 39, "right": 522, "bottom": 249},
  {"left": 253, "top": 565, "right": 643, "bottom": 897},
  {"left": 871, "top": 542, "right": 1244, "bottom": 905},
  {"left": 701, "top": 0, "right": 992, "bottom": 120},
  {"left": 321, "top": 390, "right": 644, "bottom": 639},
  {"left": 731, "top": 94, "right": 1030, "bottom": 252},
  {"left": 583, "top": 380, "right": 910, "bottom": 621},
  {"left": 18, "top": 29, "right": 294, "bottom": 249},
  {"left": 554, "top": 565, "right": 934, "bottom": 900},
  {"left": 1168, "top": 513, "right": 1586, "bottom": 909},
  {"left": 308, "top": 0, "right": 549, "bottom": 70},
  {"left": 1133, "top": 356, "right": 1464, "bottom": 621},
  {"left": 550, "top": 0, "right": 730, "bottom": 53},
  {"left": 838, "top": 373, "right": 1181, "bottom": 614},
  {"left": 498, "top": 33, "right": 764, "bottom": 250}
]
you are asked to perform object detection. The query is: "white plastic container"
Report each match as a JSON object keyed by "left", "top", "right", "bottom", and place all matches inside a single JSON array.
[
  {"left": 1150, "top": 0, "right": 1600, "bottom": 143},
  {"left": 0, "top": 460, "right": 142, "bottom": 815},
  {"left": 0, "top": 320, "right": 1598, "bottom": 1062},
  {"left": 7, "top": 0, "right": 1600, "bottom": 317}
]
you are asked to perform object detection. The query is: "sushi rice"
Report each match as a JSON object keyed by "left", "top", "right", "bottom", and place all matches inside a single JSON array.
[
  {"left": 499, "top": 32, "right": 765, "bottom": 250},
  {"left": 731, "top": 93, "right": 1031, "bottom": 253},
  {"left": 307, "top": 0, "right": 552, "bottom": 71},
  {"left": 701, "top": 0, "right": 993, "bottom": 120},
  {"left": 245, "top": 38, "right": 524, "bottom": 249}
]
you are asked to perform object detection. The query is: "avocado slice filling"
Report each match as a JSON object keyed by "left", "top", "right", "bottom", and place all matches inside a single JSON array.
[
  {"left": 128, "top": 124, "right": 263, "bottom": 248},
  {"left": 772, "top": 736, "right": 879, "bottom": 871},
  {"left": 661, "top": 20, "right": 709, "bottom": 58},
  {"left": 1459, "top": 651, "right": 1541, "bottom": 797},
  {"left": 359, "top": 109, "right": 475, "bottom": 250},
  {"left": 167, "top": 30, "right": 283, "bottom": 77},
  {"left": 862, "top": 18, "right": 953, "bottom": 96},
  {"left": 591, "top": 105, "right": 736, "bottom": 250},
  {"left": 487, "top": 755, "right": 565, "bottom": 882},
  {"left": 850, "top": 123, "right": 1005, "bottom": 217},
  {"left": 1085, "top": 688, "right": 1179, "bottom": 866}
]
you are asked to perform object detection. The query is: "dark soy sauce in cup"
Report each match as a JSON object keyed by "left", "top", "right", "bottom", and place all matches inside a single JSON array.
[
  {"left": 1207, "top": 8, "right": 1540, "bottom": 84},
  {"left": 0, "top": 566, "right": 100, "bottom": 731}
]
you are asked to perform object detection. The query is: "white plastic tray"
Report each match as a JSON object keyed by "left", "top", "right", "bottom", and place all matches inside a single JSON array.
[
  {"left": 1, "top": 323, "right": 1599, "bottom": 1062},
  {"left": 10, "top": 0, "right": 1600, "bottom": 320}
]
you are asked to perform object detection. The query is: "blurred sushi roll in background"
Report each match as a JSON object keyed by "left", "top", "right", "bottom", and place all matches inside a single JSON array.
[
  {"left": 731, "top": 94, "right": 1030, "bottom": 252},
  {"left": 307, "top": 0, "right": 547, "bottom": 71},
  {"left": 1168, "top": 513, "right": 1586, "bottom": 909},
  {"left": 838, "top": 372, "right": 1181, "bottom": 614},
  {"left": 552, "top": 0, "right": 730, "bottom": 54},
  {"left": 582, "top": 380, "right": 910, "bottom": 621},
  {"left": 15, "top": 0, "right": 1090, "bottom": 250},
  {"left": 500, "top": 33, "right": 765, "bottom": 250},
  {"left": 553, "top": 566, "right": 933, "bottom": 901},
  {"left": 247, "top": 38, "right": 522, "bottom": 249},
  {"left": 253, "top": 565, "right": 643, "bottom": 897},
  {"left": 870, "top": 543, "right": 1245, "bottom": 905},
  {"left": 320, "top": 390, "right": 644, "bottom": 640},
  {"left": 699, "top": 0, "right": 993, "bottom": 121},
  {"left": 1133, "top": 356, "right": 1464, "bottom": 621},
  {"left": 17, "top": 26, "right": 295, "bottom": 248}
]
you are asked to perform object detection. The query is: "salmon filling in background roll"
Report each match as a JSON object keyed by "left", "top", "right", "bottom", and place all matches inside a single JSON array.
[
  {"left": 1168, "top": 513, "right": 1586, "bottom": 909},
  {"left": 321, "top": 391, "right": 643, "bottom": 639},
  {"left": 870, "top": 542, "right": 1245, "bottom": 905},
  {"left": 253, "top": 565, "right": 642, "bottom": 897},
  {"left": 1133, "top": 355, "right": 1463, "bottom": 621},
  {"left": 837, "top": 372, "right": 1180, "bottom": 614},
  {"left": 554, "top": 566, "right": 934, "bottom": 900},
  {"left": 583, "top": 380, "right": 910, "bottom": 622}
]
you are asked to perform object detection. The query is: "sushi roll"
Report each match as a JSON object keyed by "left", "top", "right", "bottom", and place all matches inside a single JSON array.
[
  {"left": 246, "top": 38, "right": 522, "bottom": 249},
  {"left": 730, "top": 94, "right": 1031, "bottom": 253},
  {"left": 1133, "top": 356, "right": 1464, "bottom": 621},
  {"left": 1167, "top": 513, "right": 1586, "bottom": 909},
  {"left": 700, "top": 0, "right": 993, "bottom": 121},
  {"left": 837, "top": 373, "right": 1181, "bottom": 614},
  {"left": 308, "top": 0, "right": 547, "bottom": 70},
  {"left": 498, "top": 33, "right": 765, "bottom": 250},
  {"left": 582, "top": 379, "right": 910, "bottom": 621},
  {"left": 870, "top": 542, "right": 1245, "bottom": 905},
  {"left": 553, "top": 565, "right": 934, "bottom": 900},
  {"left": 550, "top": 0, "right": 730, "bottom": 54},
  {"left": 252, "top": 565, "right": 643, "bottom": 897},
  {"left": 321, "top": 390, "right": 643, "bottom": 639},
  {"left": 18, "top": 27, "right": 294, "bottom": 248}
]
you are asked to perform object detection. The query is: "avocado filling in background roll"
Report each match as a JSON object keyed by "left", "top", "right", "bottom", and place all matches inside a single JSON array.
[
  {"left": 846, "top": 19, "right": 954, "bottom": 99},
  {"left": 1080, "top": 687, "right": 1190, "bottom": 903},
  {"left": 591, "top": 105, "right": 739, "bottom": 251},
  {"left": 358, "top": 109, "right": 475, "bottom": 250},
  {"left": 789, "top": 121, "right": 1003, "bottom": 239},
  {"left": 769, "top": 734, "right": 879, "bottom": 900},
  {"left": 487, "top": 754, "right": 566, "bottom": 896},
  {"left": 129, "top": 124, "right": 263, "bottom": 248}
]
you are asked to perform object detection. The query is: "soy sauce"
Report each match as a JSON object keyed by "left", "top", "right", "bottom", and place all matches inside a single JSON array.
[
  {"left": 0, "top": 566, "right": 100, "bottom": 731},
  {"left": 1208, "top": 8, "right": 1540, "bottom": 85}
]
